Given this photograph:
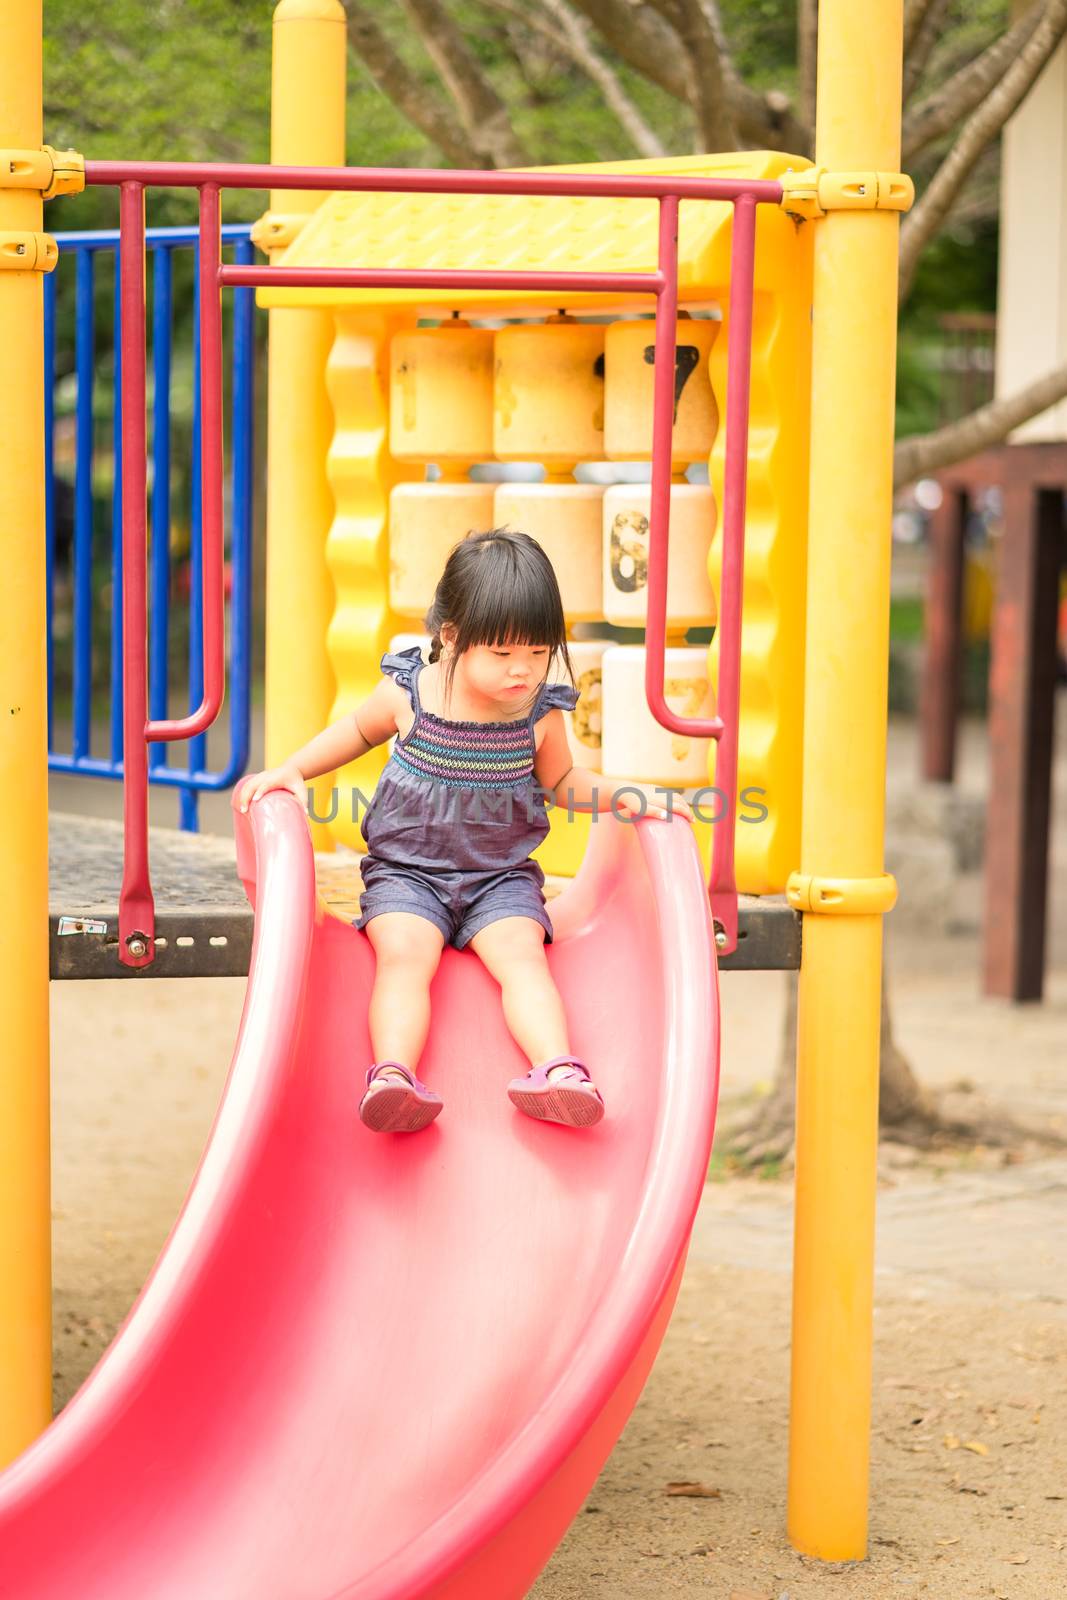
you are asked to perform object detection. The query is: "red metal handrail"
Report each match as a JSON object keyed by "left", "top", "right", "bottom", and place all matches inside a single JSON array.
[
  {"left": 84, "top": 158, "right": 782, "bottom": 965},
  {"left": 114, "top": 183, "right": 227, "bottom": 962},
  {"left": 115, "top": 180, "right": 150, "bottom": 956},
  {"left": 221, "top": 265, "right": 664, "bottom": 295},
  {"left": 85, "top": 160, "right": 783, "bottom": 204}
]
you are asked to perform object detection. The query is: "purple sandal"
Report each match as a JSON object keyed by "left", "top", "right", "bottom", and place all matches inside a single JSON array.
[
  {"left": 507, "top": 1055, "right": 605, "bottom": 1128},
  {"left": 359, "top": 1061, "right": 443, "bottom": 1133}
]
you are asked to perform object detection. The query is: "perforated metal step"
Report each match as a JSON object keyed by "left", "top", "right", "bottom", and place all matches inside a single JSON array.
[{"left": 49, "top": 816, "right": 800, "bottom": 978}]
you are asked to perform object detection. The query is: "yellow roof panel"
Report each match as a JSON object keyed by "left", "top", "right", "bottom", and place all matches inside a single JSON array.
[{"left": 256, "top": 150, "right": 803, "bottom": 315}]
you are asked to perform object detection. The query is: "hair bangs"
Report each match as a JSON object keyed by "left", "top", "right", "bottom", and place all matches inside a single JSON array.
[
  {"left": 457, "top": 542, "right": 564, "bottom": 654},
  {"left": 422, "top": 527, "right": 574, "bottom": 712}
]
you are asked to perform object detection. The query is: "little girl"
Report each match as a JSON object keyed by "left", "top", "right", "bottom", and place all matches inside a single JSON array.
[{"left": 237, "top": 528, "right": 692, "bottom": 1136}]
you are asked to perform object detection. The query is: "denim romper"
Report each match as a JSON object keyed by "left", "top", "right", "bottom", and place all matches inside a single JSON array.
[{"left": 353, "top": 647, "right": 580, "bottom": 950}]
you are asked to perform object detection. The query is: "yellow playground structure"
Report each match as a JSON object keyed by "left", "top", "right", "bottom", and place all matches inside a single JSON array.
[
  {"left": 1, "top": 0, "right": 908, "bottom": 1571},
  {"left": 261, "top": 143, "right": 811, "bottom": 893}
]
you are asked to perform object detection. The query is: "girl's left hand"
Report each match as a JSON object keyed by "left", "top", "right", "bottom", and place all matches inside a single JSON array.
[{"left": 614, "top": 784, "right": 694, "bottom": 822}]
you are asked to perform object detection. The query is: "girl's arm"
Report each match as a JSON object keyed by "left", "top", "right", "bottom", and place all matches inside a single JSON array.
[
  {"left": 533, "top": 710, "right": 693, "bottom": 822},
  {"left": 236, "top": 679, "right": 403, "bottom": 812}
]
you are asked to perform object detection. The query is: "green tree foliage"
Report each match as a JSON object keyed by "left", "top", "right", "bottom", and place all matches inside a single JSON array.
[{"left": 41, "top": 1, "right": 1025, "bottom": 445}]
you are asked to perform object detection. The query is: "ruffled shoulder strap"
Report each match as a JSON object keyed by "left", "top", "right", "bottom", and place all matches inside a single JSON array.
[
  {"left": 532, "top": 677, "right": 580, "bottom": 721},
  {"left": 379, "top": 646, "right": 424, "bottom": 709}
]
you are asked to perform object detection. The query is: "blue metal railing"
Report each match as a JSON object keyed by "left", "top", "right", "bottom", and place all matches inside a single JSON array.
[{"left": 45, "top": 224, "right": 255, "bottom": 830}]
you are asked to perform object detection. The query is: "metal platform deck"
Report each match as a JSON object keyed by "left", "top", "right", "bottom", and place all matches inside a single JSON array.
[{"left": 49, "top": 814, "right": 801, "bottom": 979}]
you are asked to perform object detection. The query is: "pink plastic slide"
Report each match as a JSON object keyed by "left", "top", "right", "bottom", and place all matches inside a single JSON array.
[{"left": 0, "top": 792, "right": 720, "bottom": 1597}]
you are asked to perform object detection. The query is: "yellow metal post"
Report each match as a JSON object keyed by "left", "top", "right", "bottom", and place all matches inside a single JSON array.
[
  {"left": 0, "top": 0, "right": 54, "bottom": 1458},
  {"left": 787, "top": 0, "right": 905, "bottom": 1559},
  {"left": 263, "top": 0, "right": 346, "bottom": 841}
]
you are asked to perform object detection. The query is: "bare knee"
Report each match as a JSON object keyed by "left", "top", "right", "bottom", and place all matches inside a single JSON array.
[
  {"left": 367, "top": 914, "right": 445, "bottom": 978},
  {"left": 469, "top": 918, "right": 548, "bottom": 984}
]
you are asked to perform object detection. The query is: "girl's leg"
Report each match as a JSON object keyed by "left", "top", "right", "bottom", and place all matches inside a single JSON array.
[
  {"left": 365, "top": 912, "right": 446, "bottom": 1075},
  {"left": 467, "top": 916, "right": 574, "bottom": 1078}
]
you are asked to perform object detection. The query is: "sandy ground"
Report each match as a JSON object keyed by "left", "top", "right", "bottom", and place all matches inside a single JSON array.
[{"left": 45, "top": 711, "right": 1067, "bottom": 1596}]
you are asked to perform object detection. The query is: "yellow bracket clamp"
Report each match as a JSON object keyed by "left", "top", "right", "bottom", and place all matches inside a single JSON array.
[
  {"left": 250, "top": 211, "right": 309, "bottom": 253},
  {"left": 786, "top": 871, "right": 898, "bottom": 916},
  {"left": 0, "top": 146, "right": 85, "bottom": 200},
  {"left": 780, "top": 166, "right": 914, "bottom": 223},
  {"left": 0, "top": 232, "right": 59, "bottom": 273}
]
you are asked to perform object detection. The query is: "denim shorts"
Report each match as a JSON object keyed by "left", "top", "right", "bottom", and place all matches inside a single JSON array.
[{"left": 352, "top": 856, "right": 554, "bottom": 950}]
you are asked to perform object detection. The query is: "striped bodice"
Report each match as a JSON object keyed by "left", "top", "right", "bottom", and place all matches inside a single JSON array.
[
  {"left": 363, "top": 648, "right": 579, "bottom": 872},
  {"left": 393, "top": 709, "right": 534, "bottom": 790}
]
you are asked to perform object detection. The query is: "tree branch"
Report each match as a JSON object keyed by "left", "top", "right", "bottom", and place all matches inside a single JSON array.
[
  {"left": 902, "top": 0, "right": 952, "bottom": 102},
  {"left": 345, "top": 3, "right": 486, "bottom": 166},
  {"left": 654, "top": 0, "right": 813, "bottom": 152},
  {"left": 656, "top": 0, "right": 738, "bottom": 149},
  {"left": 903, "top": 3, "right": 1043, "bottom": 161},
  {"left": 902, "top": 0, "right": 942, "bottom": 58},
  {"left": 730, "top": 82, "right": 812, "bottom": 156},
  {"left": 900, "top": 0, "right": 1067, "bottom": 300},
  {"left": 894, "top": 363, "right": 1067, "bottom": 488},
  {"left": 479, "top": 0, "right": 668, "bottom": 156},
  {"left": 568, "top": 0, "right": 812, "bottom": 153},
  {"left": 558, "top": 0, "right": 691, "bottom": 100},
  {"left": 797, "top": 0, "right": 818, "bottom": 132},
  {"left": 399, "top": 0, "right": 533, "bottom": 167}
]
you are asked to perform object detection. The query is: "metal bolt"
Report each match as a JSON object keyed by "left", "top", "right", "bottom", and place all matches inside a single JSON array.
[
  {"left": 15, "top": 243, "right": 26, "bottom": 255},
  {"left": 715, "top": 929, "right": 727, "bottom": 950},
  {"left": 126, "top": 934, "right": 148, "bottom": 958}
]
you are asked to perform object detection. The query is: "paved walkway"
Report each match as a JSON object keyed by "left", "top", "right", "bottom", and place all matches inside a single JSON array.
[{"left": 695, "top": 1157, "right": 1067, "bottom": 1313}]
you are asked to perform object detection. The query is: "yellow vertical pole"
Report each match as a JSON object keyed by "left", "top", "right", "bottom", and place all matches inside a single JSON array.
[
  {"left": 787, "top": 0, "right": 905, "bottom": 1560},
  {"left": 0, "top": 0, "right": 53, "bottom": 1458},
  {"left": 264, "top": 0, "right": 346, "bottom": 841}
]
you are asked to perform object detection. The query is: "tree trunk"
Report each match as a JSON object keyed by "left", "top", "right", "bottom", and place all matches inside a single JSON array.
[
  {"left": 726, "top": 928, "right": 1062, "bottom": 1163},
  {"left": 727, "top": 935, "right": 935, "bottom": 1164}
]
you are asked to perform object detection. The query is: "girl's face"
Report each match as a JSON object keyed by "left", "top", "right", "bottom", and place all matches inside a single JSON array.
[{"left": 448, "top": 634, "right": 551, "bottom": 710}]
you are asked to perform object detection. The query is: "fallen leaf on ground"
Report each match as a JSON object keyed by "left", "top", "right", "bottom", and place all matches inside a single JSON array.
[
  {"left": 943, "top": 1435, "right": 961, "bottom": 1450},
  {"left": 665, "top": 1482, "right": 722, "bottom": 1498},
  {"left": 1001, "top": 1554, "right": 1030, "bottom": 1565},
  {"left": 963, "top": 1440, "right": 989, "bottom": 1455},
  {"left": 935, "top": 1536, "right": 961, "bottom": 1546}
]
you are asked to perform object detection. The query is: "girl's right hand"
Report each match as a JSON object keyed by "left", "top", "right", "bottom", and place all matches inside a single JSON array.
[{"left": 235, "top": 760, "right": 308, "bottom": 813}]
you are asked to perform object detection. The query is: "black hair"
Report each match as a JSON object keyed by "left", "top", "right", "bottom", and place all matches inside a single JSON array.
[{"left": 423, "top": 527, "right": 574, "bottom": 715}]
